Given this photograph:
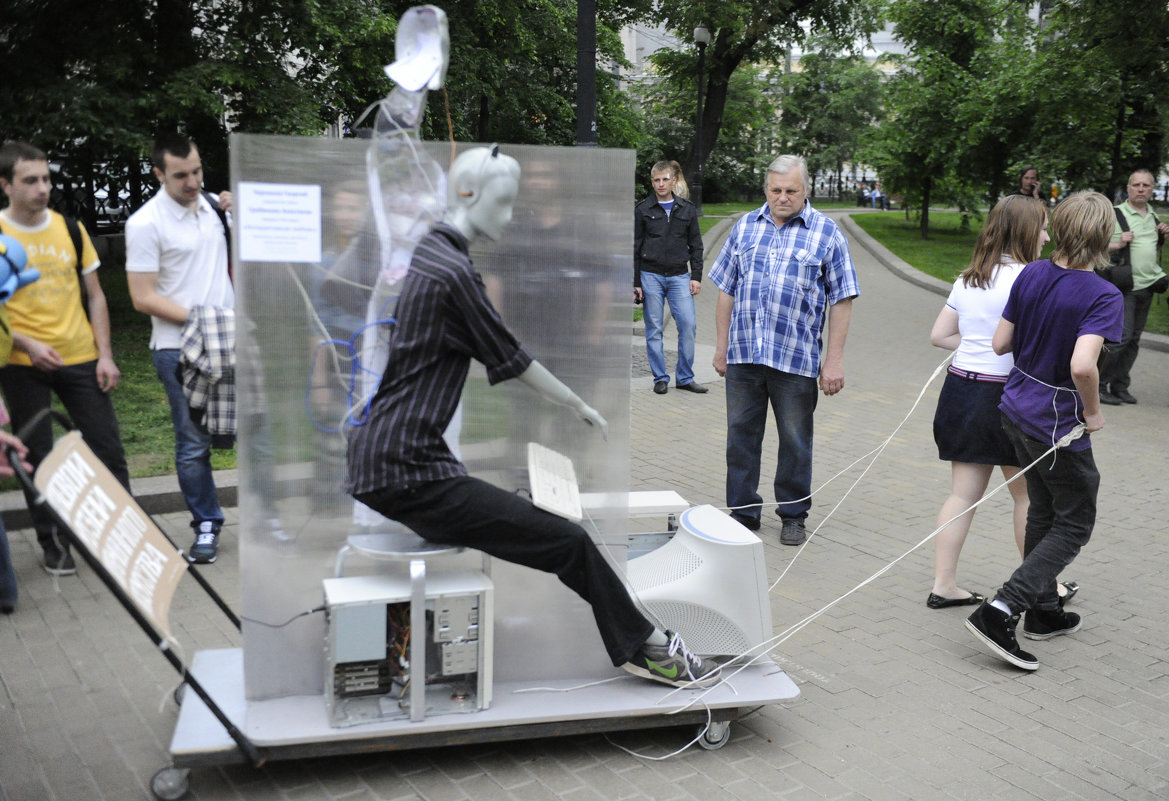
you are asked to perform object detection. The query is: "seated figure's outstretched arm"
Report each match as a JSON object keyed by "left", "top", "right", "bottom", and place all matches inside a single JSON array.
[{"left": 516, "top": 361, "right": 608, "bottom": 440}]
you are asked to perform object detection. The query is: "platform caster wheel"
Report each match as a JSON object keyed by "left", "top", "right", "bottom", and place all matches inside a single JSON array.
[
  {"left": 698, "top": 720, "right": 731, "bottom": 750},
  {"left": 151, "top": 767, "right": 190, "bottom": 800},
  {"left": 173, "top": 683, "right": 187, "bottom": 706}
]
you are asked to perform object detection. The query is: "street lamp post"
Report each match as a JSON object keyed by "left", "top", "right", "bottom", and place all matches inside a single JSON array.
[
  {"left": 576, "top": 0, "right": 597, "bottom": 146},
  {"left": 692, "top": 25, "right": 710, "bottom": 216}
]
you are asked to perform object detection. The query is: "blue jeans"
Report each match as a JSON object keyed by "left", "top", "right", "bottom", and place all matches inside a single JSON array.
[
  {"left": 0, "top": 361, "right": 130, "bottom": 550},
  {"left": 0, "top": 518, "right": 15, "bottom": 608},
  {"left": 153, "top": 348, "right": 224, "bottom": 527},
  {"left": 998, "top": 417, "right": 1099, "bottom": 613},
  {"left": 641, "top": 272, "right": 696, "bottom": 385},
  {"left": 725, "top": 364, "right": 818, "bottom": 525}
]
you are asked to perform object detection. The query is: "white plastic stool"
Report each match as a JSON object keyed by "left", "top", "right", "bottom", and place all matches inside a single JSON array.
[{"left": 333, "top": 528, "right": 463, "bottom": 578}]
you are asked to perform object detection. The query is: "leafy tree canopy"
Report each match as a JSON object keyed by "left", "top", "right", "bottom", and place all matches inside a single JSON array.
[
  {"left": 864, "top": 0, "right": 1038, "bottom": 236},
  {"left": 1029, "top": 0, "right": 1169, "bottom": 194},
  {"left": 632, "top": 59, "right": 778, "bottom": 202},
  {"left": 865, "top": 0, "right": 1169, "bottom": 238},
  {"left": 1, "top": 0, "right": 399, "bottom": 190},
  {"left": 778, "top": 40, "right": 884, "bottom": 192},
  {"left": 639, "top": 0, "right": 883, "bottom": 191},
  {"left": 0, "top": 0, "right": 641, "bottom": 224},
  {"left": 399, "top": 0, "right": 632, "bottom": 148}
]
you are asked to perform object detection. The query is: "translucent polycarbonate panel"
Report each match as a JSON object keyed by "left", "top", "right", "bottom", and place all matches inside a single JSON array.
[{"left": 231, "top": 135, "right": 635, "bottom": 700}]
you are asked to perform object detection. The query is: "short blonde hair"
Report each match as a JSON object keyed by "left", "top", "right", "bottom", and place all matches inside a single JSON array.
[{"left": 1050, "top": 191, "right": 1114, "bottom": 270}]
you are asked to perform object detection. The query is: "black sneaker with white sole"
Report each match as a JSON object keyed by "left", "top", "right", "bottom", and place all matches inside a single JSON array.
[
  {"left": 1023, "top": 607, "right": 1081, "bottom": 640},
  {"left": 188, "top": 522, "right": 221, "bottom": 564},
  {"left": 965, "top": 601, "right": 1038, "bottom": 670},
  {"left": 622, "top": 631, "right": 722, "bottom": 688}
]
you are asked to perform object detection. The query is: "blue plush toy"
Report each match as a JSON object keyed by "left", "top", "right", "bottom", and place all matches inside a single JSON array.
[{"left": 0, "top": 234, "right": 40, "bottom": 304}]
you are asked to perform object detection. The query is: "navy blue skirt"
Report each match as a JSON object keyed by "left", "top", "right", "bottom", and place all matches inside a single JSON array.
[{"left": 933, "top": 372, "right": 1020, "bottom": 466}]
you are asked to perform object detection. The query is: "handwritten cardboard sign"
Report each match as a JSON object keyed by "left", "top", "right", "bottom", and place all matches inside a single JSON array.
[{"left": 35, "top": 431, "right": 188, "bottom": 639}]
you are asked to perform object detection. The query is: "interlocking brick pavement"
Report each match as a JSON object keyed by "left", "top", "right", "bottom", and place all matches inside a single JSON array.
[{"left": 3, "top": 209, "right": 1168, "bottom": 800}]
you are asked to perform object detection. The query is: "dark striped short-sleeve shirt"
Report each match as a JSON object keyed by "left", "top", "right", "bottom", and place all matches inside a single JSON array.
[{"left": 345, "top": 224, "right": 533, "bottom": 494}]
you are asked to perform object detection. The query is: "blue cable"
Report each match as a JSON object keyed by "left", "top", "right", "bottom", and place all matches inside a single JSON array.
[{"left": 304, "top": 316, "right": 396, "bottom": 433}]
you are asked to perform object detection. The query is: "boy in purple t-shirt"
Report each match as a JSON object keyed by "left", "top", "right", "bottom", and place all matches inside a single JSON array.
[{"left": 965, "top": 192, "right": 1123, "bottom": 671}]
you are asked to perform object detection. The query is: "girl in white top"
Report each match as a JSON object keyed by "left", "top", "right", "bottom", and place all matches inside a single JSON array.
[{"left": 926, "top": 195, "right": 1051, "bottom": 609}]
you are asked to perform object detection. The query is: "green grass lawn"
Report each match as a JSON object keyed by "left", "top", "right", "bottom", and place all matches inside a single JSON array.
[
  {"left": 851, "top": 211, "right": 986, "bottom": 284},
  {"left": 0, "top": 253, "right": 237, "bottom": 489},
  {"left": 853, "top": 210, "right": 1169, "bottom": 336},
  {"left": 698, "top": 202, "right": 756, "bottom": 235}
]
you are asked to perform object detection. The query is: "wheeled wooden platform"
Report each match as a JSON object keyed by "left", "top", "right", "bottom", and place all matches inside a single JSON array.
[{"left": 153, "top": 647, "right": 799, "bottom": 797}]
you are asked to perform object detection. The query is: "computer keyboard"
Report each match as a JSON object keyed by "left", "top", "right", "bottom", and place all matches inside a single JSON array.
[{"left": 527, "top": 442, "right": 583, "bottom": 522}]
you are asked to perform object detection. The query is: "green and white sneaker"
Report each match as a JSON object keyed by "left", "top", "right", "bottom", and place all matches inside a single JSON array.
[{"left": 622, "top": 631, "right": 722, "bottom": 688}]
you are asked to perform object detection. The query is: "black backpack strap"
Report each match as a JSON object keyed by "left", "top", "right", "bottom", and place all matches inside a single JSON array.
[
  {"left": 201, "top": 190, "right": 230, "bottom": 238},
  {"left": 64, "top": 215, "right": 84, "bottom": 276},
  {"left": 201, "top": 190, "right": 232, "bottom": 279},
  {"left": 62, "top": 215, "right": 93, "bottom": 318},
  {"left": 1152, "top": 210, "right": 1164, "bottom": 265},
  {"left": 1114, "top": 206, "right": 1129, "bottom": 232},
  {"left": 0, "top": 218, "right": 10, "bottom": 337}
]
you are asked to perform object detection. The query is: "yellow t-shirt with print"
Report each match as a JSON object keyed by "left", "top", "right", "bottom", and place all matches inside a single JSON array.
[{"left": 0, "top": 210, "right": 99, "bottom": 367}]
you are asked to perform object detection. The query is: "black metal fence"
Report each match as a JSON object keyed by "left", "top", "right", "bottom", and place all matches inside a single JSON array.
[{"left": 48, "top": 159, "right": 156, "bottom": 234}]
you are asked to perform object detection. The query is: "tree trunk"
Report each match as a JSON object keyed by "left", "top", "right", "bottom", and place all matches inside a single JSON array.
[
  {"left": 684, "top": 46, "right": 737, "bottom": 195},
  {"left": 1108, "top": 85, "right": 1126, "bottom": 199},
  {"left": 477, "top": 94, "right": 490, "bottom": 143},
  {"left": 920, "top": 176, "right": 932, "bottom": 239}
]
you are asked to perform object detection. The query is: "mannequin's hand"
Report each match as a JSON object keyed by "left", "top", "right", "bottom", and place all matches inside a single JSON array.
[{"left": 577, "top": 403, "right": 608, "bottom": 441}]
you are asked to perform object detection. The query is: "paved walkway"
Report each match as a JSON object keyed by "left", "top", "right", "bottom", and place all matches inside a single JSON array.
[{"left": 4, "top": 210, "right": 1169, "bottom": 800}]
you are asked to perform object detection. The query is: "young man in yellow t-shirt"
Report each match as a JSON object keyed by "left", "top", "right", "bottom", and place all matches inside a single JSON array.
[{"left": 0, "top": 141, "right": 129, "bottom": 576}]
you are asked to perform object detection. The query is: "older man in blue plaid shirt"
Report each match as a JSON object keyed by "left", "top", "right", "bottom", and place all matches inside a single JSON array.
[{"left": 710, "top": 155, "right": 860, "bottom": 545}]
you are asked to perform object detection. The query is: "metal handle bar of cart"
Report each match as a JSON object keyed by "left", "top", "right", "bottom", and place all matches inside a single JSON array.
[{"left": 6, "top": 409, "right": 266, "bottom": 768}]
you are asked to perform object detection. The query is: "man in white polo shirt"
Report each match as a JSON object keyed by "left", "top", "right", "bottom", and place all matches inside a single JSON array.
[{"left": 125, "top": 133, "right": 234, "bottom": 564}]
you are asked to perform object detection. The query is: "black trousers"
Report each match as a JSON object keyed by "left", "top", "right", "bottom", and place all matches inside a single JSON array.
[
  {"left": 357, "top": 476, "right": 653, "bottom": 666},
  {"left": 998, "top": 418, "right": 1099, "bottom": 613},
  {"left": 1099, "top": 286, "right": 1152, "bottom": 394},
  {"left": 0, "top": 362, "right": 130, "bottom": 550}
]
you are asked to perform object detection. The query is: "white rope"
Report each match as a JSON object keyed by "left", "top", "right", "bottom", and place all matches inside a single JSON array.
[{"left": 659, "top": 423, "right": 1085, "bottom": 714}]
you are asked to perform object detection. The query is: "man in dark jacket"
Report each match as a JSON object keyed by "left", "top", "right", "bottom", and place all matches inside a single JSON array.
[{"left": 634, "top": 161, "right": 706, "bottom": 395}]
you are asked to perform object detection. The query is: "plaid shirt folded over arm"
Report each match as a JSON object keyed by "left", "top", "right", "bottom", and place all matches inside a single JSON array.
[{"left": 179, "top": 305, "right": 236, "bottom": 444}]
